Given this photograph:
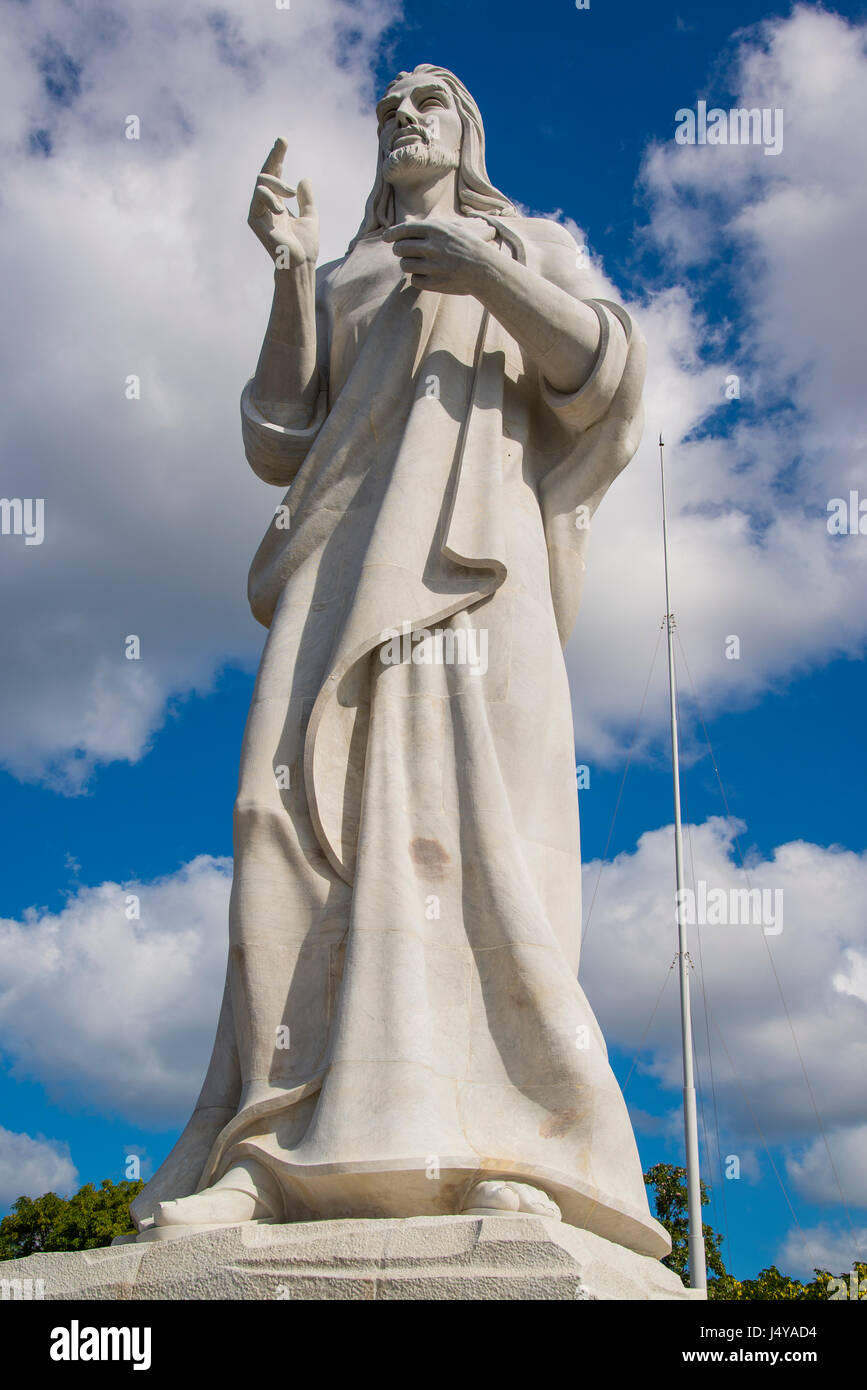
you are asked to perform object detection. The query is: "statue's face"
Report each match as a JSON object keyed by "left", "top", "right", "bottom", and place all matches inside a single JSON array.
[{"left": 376, "top": 73, "right": 462, "bottom": 186}]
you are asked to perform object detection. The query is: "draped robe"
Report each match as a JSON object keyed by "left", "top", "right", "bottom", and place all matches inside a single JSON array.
[{"left": 132, "top": 214, "right": 670, "bottom": 1259}]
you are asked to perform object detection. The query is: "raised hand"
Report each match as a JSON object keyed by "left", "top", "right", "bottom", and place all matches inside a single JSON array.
[{"left": 248, "top": 137, "right": 319, "bottom": 270}]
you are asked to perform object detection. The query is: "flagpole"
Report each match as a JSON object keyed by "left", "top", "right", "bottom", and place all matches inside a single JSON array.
[{"left": 659, "top": 432, "right": 707, "bottom": 1291}]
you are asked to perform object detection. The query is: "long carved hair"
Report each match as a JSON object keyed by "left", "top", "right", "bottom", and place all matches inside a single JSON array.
[{"left": 347, "top": 65, "right": 516, "bottom": 252}]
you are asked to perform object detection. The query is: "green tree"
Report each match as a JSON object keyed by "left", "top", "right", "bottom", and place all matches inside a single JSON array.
[
  {"left": 643, "top": 1164, "right": 867, "bottom": 1300},
  {"left": 713, "top": 1266, "right": 806, "bottom": 1300},
  {"left": 723, "top": 1262, "right": 867, "bottom": 1301},
  {"left": 0, "top": 1179, "right": 143, "bottom": 1260},
  {"left": 805, "top": 1262, "right": 867, "bottom": 1300},
  {"left": 644, "top": 1162, "right": 728, "bottom": 1292}
]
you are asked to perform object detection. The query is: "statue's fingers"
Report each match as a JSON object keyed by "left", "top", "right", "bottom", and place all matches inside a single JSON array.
[
  {"left": 382, "top": 222, "right": 426, "bottom": 242},
  {"left": 296, "top": 178, "right": 317, "bottom": 219},
  {"left": 252, "top": 182, "right": 285, "bottom": 216},
  {"left": 260, "top": 136, "right": 288, "bottom": 177},
  {"left": 390, "top": 236, "right": 431, "bottom": 258},
  {"left": 259, "top": 173, "right": 297, "bottom": 199}
]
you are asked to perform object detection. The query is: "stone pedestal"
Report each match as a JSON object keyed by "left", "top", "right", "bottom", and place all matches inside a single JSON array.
[{"left": 2, "top": 1214, "right": 702, "bottom": 1300}]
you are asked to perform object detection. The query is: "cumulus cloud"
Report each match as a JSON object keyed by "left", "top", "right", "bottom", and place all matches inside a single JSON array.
[
  {"left": 566, "top": 4, "right": 867, "bottom": 761},
  {"left": 787, "top": 1126, "right": 867, "bottom": 1210},
  {"left": 1, "top": 823, "right": 863, "bottom": 1230},
  {"left": 1, "top": 3, "right": 865, "bottom": 787},
  {"left": 0, "top": 856, "right": 231, "bottom": 1125},
  {"left": 579, "top": 816, "right": 867, "bottom": 1222},
  {"left": 777, "top": 1222, "right": 867, "bottom": 1282},
  {"left": 0, "top": 0, "right": 396, "bottom": 788},
  {"left": 0, "top": 1126, "right": 78, "bottom": 1207}
]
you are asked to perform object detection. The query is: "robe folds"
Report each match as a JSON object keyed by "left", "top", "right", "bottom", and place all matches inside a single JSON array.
[{"left": 132, "top": 214, "right": 670, "bottom": 1259}]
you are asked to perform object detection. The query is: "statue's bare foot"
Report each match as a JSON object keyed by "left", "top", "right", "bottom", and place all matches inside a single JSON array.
[
  {"left": 153, "top": 1160, "right": 280, "bottom": 1228},
  {"left": 462, "top": 1179, "right": 562, "bottom": 1220}
]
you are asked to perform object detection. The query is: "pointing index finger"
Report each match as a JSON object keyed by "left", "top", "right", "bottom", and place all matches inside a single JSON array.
[{"left": 261, "top": 136, "right": 288, "bottom": 177}]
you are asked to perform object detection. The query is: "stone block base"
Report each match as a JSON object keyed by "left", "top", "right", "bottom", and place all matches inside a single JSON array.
[{"left": 2, "top": 1214, "right": 703, "bottom": 1300}]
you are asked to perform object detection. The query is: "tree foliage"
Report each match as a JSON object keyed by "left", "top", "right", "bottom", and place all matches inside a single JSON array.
[
  {"left": 2, "top": 1166, "right": 864, "bottom": 1301},
  {"left": 644, "top": 1162, "right": 728, "bottom": 1287},
  {"left": 644, "top": 1163, "right": 866, "bottom": 1301},
  {"left": 0, "top": 1179, "right": 143, "bottom": 1260},
  {"left": 712, "top": 1263, "right": 867, "bottom": 1301}
]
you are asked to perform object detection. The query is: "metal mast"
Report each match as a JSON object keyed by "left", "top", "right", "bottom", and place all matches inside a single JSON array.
[{"left": 659, "top": 432, "right": 707, "bottom": 1291}]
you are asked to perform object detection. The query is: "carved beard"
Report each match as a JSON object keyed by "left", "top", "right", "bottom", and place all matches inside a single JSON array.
[{"left": 383, "top": 137, "right": 460, "bottom": 183}]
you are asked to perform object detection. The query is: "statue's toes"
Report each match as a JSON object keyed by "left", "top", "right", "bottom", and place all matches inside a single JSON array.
[
  {"left": 153, "top": 1198, "right": 196, "bottom": 1227},
  {"left": 460, "top": 1178, "right": 562, "bottom": 1220},
  {"left": 461, "top": 1179, "right": 521, "bottom": 1213},
  {"left": 510, "top": 1182, "right": 562, "bottom": 1220},
  {"left": 153, "top": 1188, "right": 259, "bottom": 1227}
]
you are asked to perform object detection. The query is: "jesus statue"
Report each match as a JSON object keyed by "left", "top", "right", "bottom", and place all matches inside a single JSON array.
[{"left": 131, "top": 64, "right": 669, "bottom": 1262}]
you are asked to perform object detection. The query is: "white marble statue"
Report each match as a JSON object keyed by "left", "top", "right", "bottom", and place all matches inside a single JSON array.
[{"left": 131, "top": 64, "right": 670, "bottom": 1261}]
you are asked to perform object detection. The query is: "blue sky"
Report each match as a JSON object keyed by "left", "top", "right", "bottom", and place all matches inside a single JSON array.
[{"left": 1, "top": 0, "right": 866, "bottom": 1283}]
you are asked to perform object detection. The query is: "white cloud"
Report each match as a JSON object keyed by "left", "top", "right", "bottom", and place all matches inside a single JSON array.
[
  {"left": 579, "top": 817, "right": 867, "bottom": 1216},
  {"left": 787, "top": 1126, "right": 867, "bottom": 1210},
  {"left": 1, "top": 4, "right": 865, "bottom": 786},
  {"left": 566, "top": 5, "right": 867, "bottom": 761},
  {"left": 1, "top": 822, "right": 863, "bottom": 1232},
  {"left": 833, "top": 949, "right": 867, "bottom": 1005},
  {"left": 0, "top": 0, "right": 397, "bottom": 788},
  {"left": 777, "top": 1222, "right": 867, "bottom": 1281},
  {"left": 0, "top": 856, "right": 231, "bottom": 1125},
  {"left": 0, "top": 1126, "right": 78, "bottom": 1207}
]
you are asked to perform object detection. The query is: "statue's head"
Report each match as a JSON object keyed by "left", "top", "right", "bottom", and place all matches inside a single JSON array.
[{"left": 348, "top": 64, "right": 515, "bottom": 249}]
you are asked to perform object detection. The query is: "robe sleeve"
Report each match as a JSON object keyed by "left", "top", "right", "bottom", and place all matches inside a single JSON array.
[
  {"left": 538, "top": 299, "right": 630, "bottom": 435},
  {"left": 240, "top": 381, "right": 328, "bottom": 488},
  {"left": 536, "top": 296, "right": 647, "bottom": 645}
]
